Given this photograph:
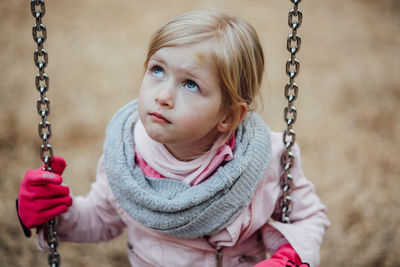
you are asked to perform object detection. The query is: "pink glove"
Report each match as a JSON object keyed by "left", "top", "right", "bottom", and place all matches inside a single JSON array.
[
  {"left": 254, "top": 243, "right": 307, "bottom": 267},
  {"left": 17, "top": 156, "right": 72, "bottom": 237}
]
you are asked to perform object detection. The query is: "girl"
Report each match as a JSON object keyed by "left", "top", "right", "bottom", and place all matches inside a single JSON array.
[{"left": 17, "top": 9, "right": 329, "bottom": 267}]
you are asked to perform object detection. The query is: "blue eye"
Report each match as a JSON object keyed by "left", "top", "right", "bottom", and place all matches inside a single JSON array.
[
  {"left": 184, "top": 80, "right": 199, "bottom": 93},
  {"left": 151, "top": 66, "right": 164, "bottom": 78}
]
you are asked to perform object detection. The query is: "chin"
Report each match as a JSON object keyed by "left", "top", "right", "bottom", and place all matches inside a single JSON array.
[{"left": 145, "top": 128, "right": 170, "bottom": 144}]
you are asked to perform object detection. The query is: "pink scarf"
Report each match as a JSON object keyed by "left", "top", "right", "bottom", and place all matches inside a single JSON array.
[{"left": 134, "top": 119, "right": 234, "bottom": 186}]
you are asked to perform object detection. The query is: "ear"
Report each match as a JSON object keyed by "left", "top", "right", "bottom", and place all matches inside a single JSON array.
[
  {"left": 217, "top": 102, "right": 248, "bottom": 133},
  {"left": 237, "top": 102, "right": 248, "bottom": 124}
]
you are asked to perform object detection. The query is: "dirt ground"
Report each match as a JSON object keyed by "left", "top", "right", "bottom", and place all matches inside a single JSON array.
[{"left": 0, "top": 0, "right": 399, "bottom": 266}]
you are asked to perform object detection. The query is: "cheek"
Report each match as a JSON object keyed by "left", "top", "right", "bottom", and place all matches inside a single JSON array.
[
  {"left": 138, "top": 100, "right": 145, "bottom": 121},
  {"left": 138, "top": 79, "right": 154, "bottom": 104},
  {"left": 138, "top": 85, "right": 151, "bottom": 118},
  {"left": 177, "top": 109, "right": 218, "bottom": 134}
]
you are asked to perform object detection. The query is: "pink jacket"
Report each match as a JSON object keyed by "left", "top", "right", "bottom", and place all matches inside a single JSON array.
[{"left": 38, "top": 132, "right": 329, "bottom": 267}]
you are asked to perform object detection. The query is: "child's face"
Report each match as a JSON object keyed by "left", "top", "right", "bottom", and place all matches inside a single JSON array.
[{"left": 138, "top": 42, "right": 230, "bottom": 160}]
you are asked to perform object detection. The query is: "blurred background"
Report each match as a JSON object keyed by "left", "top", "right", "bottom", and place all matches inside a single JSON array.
[{"left": 1, "top": 0, "right": 399, "bottom": 266}]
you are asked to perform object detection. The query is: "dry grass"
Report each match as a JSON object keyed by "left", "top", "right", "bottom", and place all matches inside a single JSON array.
[{"left": 0, "top": 0, "right": 399, "bottom": 266}]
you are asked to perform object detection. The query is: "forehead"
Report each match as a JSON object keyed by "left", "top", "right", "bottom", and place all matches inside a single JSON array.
[{"left": 152, "top": 42, "right": 214, "bottom": 69}]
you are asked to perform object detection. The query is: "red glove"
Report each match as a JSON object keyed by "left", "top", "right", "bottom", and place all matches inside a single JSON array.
[
  {"left": 17, "top": 156, "right": 73, "bottom": 237},
  {"left": 254, "top": 243, "right": 306, "bottom": 267}
]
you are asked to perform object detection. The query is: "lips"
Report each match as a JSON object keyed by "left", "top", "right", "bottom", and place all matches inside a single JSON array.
[{"left": 149, "top": 112, "right": 171, "bottom": 124}]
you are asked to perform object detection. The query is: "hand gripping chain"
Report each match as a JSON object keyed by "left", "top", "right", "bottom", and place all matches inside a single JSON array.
[{"left": 31, "top": 1, "right": 61, "bottom": 266}]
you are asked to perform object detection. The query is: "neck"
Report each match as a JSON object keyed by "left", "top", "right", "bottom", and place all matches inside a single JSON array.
[{"left": 164, "top": 130, "right": 221, "bottom": 161}]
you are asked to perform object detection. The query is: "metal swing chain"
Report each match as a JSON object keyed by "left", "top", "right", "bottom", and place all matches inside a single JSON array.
[
  {"left": 279, "top": 0, "right": 303, "bottom": 224},
  {"left": 30, "top": 0, "right": 61, "bottom": 266}
]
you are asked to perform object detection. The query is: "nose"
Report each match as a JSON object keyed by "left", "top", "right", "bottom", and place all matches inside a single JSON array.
[{"left": 155, "top": 83, "right": 175, "bottom": 109}]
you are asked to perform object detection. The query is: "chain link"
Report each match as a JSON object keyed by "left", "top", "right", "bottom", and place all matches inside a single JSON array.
[
  {"left": 31, "top": 1, "right": 60, "bottom": 266},
  {"left": 280, "top": 0, "right": 302, "bottom": 224}
]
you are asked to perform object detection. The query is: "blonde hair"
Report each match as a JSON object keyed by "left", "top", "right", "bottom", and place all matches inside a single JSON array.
[{"left": 144, "top": 9, "right": 264, "bottom": 141}]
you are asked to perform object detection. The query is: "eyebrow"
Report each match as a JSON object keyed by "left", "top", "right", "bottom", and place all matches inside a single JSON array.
[{"left": 148, "top": 55, "right": 167, "bottom": 66}]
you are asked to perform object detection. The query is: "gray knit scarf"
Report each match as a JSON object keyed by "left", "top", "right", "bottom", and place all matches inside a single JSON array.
[{"left": 104, "top": 100, "right": 271, "bottom": 239}]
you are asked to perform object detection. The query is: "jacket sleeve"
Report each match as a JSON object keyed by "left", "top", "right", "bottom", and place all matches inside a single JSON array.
[
  {"left": 261, "top": 139, "right": 330, "bottom": 267},
  {"left": 37, "top": 155, "right": 126, "bottom": 249}
]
